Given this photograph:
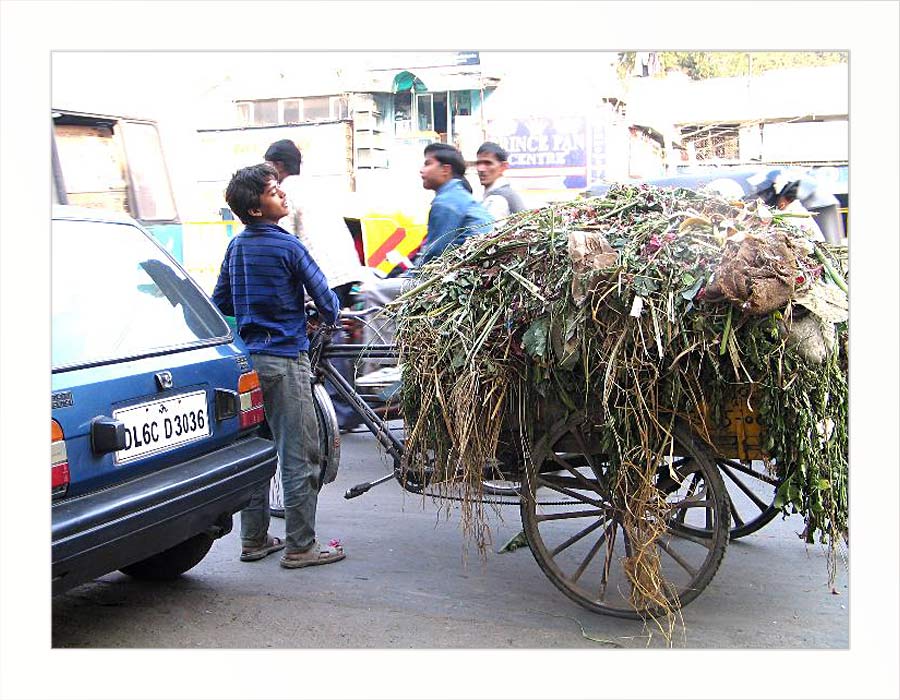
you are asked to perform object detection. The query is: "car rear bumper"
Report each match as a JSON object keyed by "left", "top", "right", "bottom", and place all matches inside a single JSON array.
[{"left": 52, "top": 436, "right": 277, "bottom": 594}]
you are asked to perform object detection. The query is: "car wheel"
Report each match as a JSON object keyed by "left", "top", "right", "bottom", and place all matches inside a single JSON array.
[{"left": 119, "top": 533, "right": 214, "bottom": 581}]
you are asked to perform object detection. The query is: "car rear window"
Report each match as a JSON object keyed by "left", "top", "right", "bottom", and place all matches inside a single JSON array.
[{"left": 52, "top": 218, "right": 229, "bottom": 369}]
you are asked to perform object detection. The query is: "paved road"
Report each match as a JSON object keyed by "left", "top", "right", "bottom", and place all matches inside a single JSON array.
[{"left": 52, "top": 426, "right": 848, "bottom": 650}]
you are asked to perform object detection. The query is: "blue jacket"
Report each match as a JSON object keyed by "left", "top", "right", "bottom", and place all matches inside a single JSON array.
[
  {"left": 212, "top": 222, "right": 339, "bottom": 357},
  {"left": 418, "top": 178, "right": 494, "bottom": 265}
]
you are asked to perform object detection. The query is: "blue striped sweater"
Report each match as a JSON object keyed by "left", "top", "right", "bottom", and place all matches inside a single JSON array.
[{"left": 212, "top": 222, "right": 339, "bottom": 356}]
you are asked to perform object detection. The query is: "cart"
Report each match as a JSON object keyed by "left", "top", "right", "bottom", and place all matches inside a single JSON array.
[{"left": 270, "top": 315, "right": 785, "bottom": 620}]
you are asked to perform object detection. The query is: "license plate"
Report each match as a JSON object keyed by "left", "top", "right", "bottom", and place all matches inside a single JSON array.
[{"left": 114, "top": 390, "right": 209, "bottom": 464}]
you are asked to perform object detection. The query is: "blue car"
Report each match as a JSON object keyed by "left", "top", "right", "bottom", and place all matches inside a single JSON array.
[{"left": 51, "top": 206, "right": 277, "bottom": 594}]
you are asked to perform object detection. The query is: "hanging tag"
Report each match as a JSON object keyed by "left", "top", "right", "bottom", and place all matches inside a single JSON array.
[{"left": 630, "top": 296, "right": 644, "bottom": 317}]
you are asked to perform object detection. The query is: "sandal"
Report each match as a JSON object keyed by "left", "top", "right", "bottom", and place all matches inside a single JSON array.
[
  {"left": 240, "top": 535, "right": 285, "bottom": 562},
  {"left": 280, "top": 539, "right": 345, "bottom": 569}
]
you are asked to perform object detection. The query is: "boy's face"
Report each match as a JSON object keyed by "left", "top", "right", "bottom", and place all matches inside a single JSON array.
[
  {"left": 475, "top": 151, "right": 507, "bottom": 188},
  {"left": 420, "top": 154, "right": 452, "bottom": 191},
  {"left": 249, "top": 178, "right": 289, "bottom": 223}
]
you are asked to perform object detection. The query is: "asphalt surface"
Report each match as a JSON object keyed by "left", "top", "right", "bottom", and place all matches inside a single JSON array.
[{"left": 51, "top": 424, "right": 849, "bottom": 650}]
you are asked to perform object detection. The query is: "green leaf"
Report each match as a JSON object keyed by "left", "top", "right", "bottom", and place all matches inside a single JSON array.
[{"left": 523, "top": 317, "right": 550, "bottom": 358}]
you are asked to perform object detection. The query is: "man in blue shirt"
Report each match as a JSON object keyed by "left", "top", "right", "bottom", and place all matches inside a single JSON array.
[
  {"left": 213, "top": 163, "right": 345, "bottom": 570},
  {"left": 417, "top": 143, "right": 493, "bottom": 265},
  {"left": 359, "top": 145, "right": 494, "bottom": 360}
]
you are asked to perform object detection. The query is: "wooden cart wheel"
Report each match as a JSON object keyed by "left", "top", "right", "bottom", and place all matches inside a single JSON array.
[
  {"left": 667, "top": 455, "right": 784, "bottom": 540},
  {"left": 715, "top": 457, "right": 784, "bottom": 539},
  {"left": 520, "top": 415, "right": 729, "bottom": 619}
]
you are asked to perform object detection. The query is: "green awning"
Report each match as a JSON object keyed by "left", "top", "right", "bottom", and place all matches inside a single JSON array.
[{"left": 392, "top": 71, "right": 428, "bottom": 93}]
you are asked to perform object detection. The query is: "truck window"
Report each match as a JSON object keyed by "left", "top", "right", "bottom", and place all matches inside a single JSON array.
[
  {"left": 54, "top": 122, "right": 130, "bottom": 214},
  {"left": 119, "top": 121, "right": 178, "bottom": 222}
]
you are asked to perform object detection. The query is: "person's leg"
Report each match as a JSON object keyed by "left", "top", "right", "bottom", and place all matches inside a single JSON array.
[
  {"left": 245, "top": 353, "right": 317, "bottom": 554},
  {"left": 277, "top": 353, "right": 320, "bottom": 554},
  {"left": 240, "top": 354, "right": 284, "bottom": 549}
]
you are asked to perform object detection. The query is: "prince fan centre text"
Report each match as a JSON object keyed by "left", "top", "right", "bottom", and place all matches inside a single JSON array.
[{"left": 499, "top": 133, "right": 585, "bottom": 167}]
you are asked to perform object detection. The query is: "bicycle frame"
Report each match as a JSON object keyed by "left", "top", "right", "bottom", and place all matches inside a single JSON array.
[{"left": 308, "top": 323, "right": 413, "bottom": 498}]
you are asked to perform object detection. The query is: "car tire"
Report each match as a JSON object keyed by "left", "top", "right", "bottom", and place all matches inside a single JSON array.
[{"left": 119, "top": 533, "right": 214, "bottom": 581}]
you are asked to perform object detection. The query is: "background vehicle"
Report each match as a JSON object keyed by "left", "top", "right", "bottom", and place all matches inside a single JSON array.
[
  {"left": 52, "top": 109, "right": 186, "bottom": 259},
  {"left": 51, "top": 206, "right": 277, "bottom": 594},
  {"left": 588, "top": 165, "right": 848, "bottom": 244}
]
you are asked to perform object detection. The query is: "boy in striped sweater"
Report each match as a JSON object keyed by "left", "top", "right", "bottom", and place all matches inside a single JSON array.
[{"left": 213, "top": 163, "right": 346, "bottom": 569}]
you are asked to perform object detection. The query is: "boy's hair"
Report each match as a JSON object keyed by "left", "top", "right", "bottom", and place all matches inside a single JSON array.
[
  {"left": 264, "top": 139, "right": 302, "bottom": 175},
  {"left": 424, "top": 142, "right": 467, "bottom": 178},
  {"left": 476, "top": 141, "right": 509, "bottom": 163},
  {"left": 225, "top": 163, "right": 279, "bottom": 224}
]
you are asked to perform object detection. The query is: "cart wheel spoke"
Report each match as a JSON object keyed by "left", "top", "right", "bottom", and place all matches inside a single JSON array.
[
  {"left": 534, "top": 507, "right": 607, "bottom": 523},
  {"left": 718, "top": 461, "right": 771, "bottom": 512},
  {"left": 656, "top": 535, "right": 699, "bottom": 578},
  {"left": 539, "top": 474, "right": 604, "bottom": 507},
  {"left": 571, "top": 519, "right": 613, "bottom": 585},
  {"left": 714, "top": 458, "right": 784, "bottom": 539},
  {"left": 550, "top": 516, "right": 607, "bottom": 557},
  {"left": 549, "top": 454, "right": 606, "bottom": 494},
  {"left": 717, "top": 457, "right": 780, "bottom": 486},
  {"left": 571, "top": 426, "right": 606, "bottom": 487}
]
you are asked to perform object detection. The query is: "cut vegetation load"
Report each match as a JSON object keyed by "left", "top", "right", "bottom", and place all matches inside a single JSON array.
[{"left": 389, "top": 183, "right": 848, "bottom": 622}]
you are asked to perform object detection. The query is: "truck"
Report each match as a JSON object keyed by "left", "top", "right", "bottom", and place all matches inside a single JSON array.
[{"left": 52, "top": 108, "right": 186, "bottom": 261}]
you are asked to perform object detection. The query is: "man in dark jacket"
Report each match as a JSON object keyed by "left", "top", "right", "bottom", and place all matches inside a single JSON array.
[{"left": 475, "top": 141, "right": 526, "bottom": 221}]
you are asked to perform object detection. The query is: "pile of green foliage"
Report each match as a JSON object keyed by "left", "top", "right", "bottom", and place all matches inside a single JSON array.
[{"left": 391, "top": 184, "right": 848, "bottom": 584}]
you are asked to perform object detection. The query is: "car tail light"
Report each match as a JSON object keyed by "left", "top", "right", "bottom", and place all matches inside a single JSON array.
[
  {"left": 238, "top": 371, "right": 265, "bottom": 429},
  {"left": 51, "top": 419, "right": 69, "bottom": 499}
]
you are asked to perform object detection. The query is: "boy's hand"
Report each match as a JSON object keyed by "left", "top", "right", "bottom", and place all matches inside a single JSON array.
[{"left": 305, "top": 304, "right": 320, "bottom": 335}]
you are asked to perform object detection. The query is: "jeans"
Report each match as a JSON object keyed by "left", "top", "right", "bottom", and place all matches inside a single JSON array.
[{"left": 242, "top": 352, "right": 319, "bottom": 554}]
